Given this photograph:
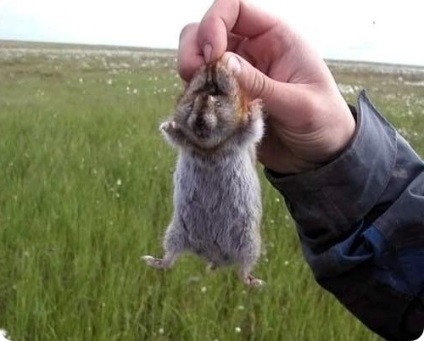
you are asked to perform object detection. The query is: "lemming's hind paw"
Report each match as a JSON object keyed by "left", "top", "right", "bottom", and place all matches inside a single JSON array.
[
  {"left": 243, "top": 274, "right": 265, "bottom": 288},
  {"left": 141, "top": 255, "right": 166, "bottom": 269},
  {"left": 206, "top": 262, "right": 217, "bottom": 271}
]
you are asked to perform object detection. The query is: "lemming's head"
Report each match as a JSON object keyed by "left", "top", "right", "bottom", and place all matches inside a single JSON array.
[{"left": 173, "top": 61, "right": 250, "bottom": 150}]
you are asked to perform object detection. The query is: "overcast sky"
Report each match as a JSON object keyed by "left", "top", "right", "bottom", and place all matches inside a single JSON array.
[{"left": 0, "top": 0, "right": 423, "bottom": 66}]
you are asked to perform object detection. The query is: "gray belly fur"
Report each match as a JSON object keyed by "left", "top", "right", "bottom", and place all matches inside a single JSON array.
[{"left": 173, "top": 150, "right": 262, "bottom": 266}]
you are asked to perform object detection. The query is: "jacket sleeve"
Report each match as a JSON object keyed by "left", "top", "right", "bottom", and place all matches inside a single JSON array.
[{"left": 265, "top": 90, "right": 424, "bottom": 341}]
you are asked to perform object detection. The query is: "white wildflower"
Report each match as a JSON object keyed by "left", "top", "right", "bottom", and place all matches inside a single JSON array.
[
  {"left": 0, "top": 329, "right": 11, "bottom": 341},
  {"left": 235, "top": 327, "right": 241, "bottom": 333},
  {"left": 201, "top": 286, "right": 207, "bottom": 293}
]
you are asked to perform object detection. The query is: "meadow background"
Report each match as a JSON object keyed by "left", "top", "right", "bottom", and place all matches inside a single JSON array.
[{"left": 0, "top": 40, "right": 423, "bottom": 341}]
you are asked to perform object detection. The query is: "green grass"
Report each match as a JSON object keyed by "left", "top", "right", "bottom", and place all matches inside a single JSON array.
[{"left": 1, "top": 41, "right": 423, "bottom": 341}]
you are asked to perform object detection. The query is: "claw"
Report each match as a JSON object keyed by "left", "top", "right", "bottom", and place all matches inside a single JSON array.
[
  {"left": 159, "top": 121, "right": 176, "bottom": 132},
  {"left": 241, "top": 274, "right": 265, "bottom": 288},
  {"left": 206, "top": 262, "right": 217, "bottom": 271},
  {"left": 141, "top": 255, "right": 165, "bottom": 269}
]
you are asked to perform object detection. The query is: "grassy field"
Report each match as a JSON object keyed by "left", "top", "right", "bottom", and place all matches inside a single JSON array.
[{"left": 0, "top": 40, "right": 423, "bottom": 341}]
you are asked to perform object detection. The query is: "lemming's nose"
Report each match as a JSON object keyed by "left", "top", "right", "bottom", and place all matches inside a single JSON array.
[{"left": 195, "top": 115, "right": 206, "bottom": 129}]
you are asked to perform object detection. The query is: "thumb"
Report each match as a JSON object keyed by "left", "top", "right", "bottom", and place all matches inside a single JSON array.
[
  {"left": 221, "top": 52, "right": 276, "bottom": 102},
  {"left": 221, "top": 52, "right": 308, "bottom": 127}
]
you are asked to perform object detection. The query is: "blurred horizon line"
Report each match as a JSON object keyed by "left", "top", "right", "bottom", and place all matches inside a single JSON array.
[{"left": 1, "top": 38, "right": 424, "bottom": 69}]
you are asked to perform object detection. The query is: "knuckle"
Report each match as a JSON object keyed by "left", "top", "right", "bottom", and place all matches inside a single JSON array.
[
  {"left": 177, "top": 62, "right": 191, "bottom": 81},
  {"left": 251, "top": 72, "right": 274, "bottom": 102},
  {"left": 179, "top": 22, "right": 199, "bottom": 42}
]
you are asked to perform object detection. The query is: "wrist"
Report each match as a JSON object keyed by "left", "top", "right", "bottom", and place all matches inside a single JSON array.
[{"left": 263, "top": 101, "right": 356, "bottom": 175}]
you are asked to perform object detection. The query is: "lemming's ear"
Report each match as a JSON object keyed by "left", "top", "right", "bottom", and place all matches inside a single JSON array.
[
  {"left": 249, "top": 98, "right": 263, "bottom": 111},
  {"left": 214, "top": 65, "right": 232, "bottom": 96},
  {"left": 247, "top": 99, "right": 264, "bottom": 121},
  {"left": 243, "top": 98, "right": 263, "bottom": 123}
]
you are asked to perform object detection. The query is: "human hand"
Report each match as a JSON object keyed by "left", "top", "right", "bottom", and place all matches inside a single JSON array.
[{"left": 177, "top": 0, "right": 356, "bottom": 174}]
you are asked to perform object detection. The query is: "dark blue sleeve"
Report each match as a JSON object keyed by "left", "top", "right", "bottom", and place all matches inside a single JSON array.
[{"left": 265, "top": 90, "right": 424, "bottom": 341}]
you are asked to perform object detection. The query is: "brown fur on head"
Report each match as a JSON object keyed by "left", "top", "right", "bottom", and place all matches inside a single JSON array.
[{"left": 172, "top": 60, "right": 254, "bottom": 150}]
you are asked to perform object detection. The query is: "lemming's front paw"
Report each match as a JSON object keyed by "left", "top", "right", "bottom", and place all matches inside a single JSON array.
[
  {"left": 159, "top": 120, "right": 186, "bottom": 146},
  {"left": 159, "top": 121, "right": 177, "bottom": 132},
  {"left": 142, "top": 255, "right": 165, "bottom": 269}
]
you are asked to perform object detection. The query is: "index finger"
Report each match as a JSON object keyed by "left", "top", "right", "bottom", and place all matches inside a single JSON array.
[{"left": 198, "top": 0, "right": 279, "bottom": 62}]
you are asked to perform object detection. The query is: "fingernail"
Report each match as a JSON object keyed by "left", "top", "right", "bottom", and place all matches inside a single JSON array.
[
  {"left": 203, "top": 43, "right": 212, "bottom": 63},
  {"left": 226, "top": 55, "right": 241, "bottom": 75}
]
